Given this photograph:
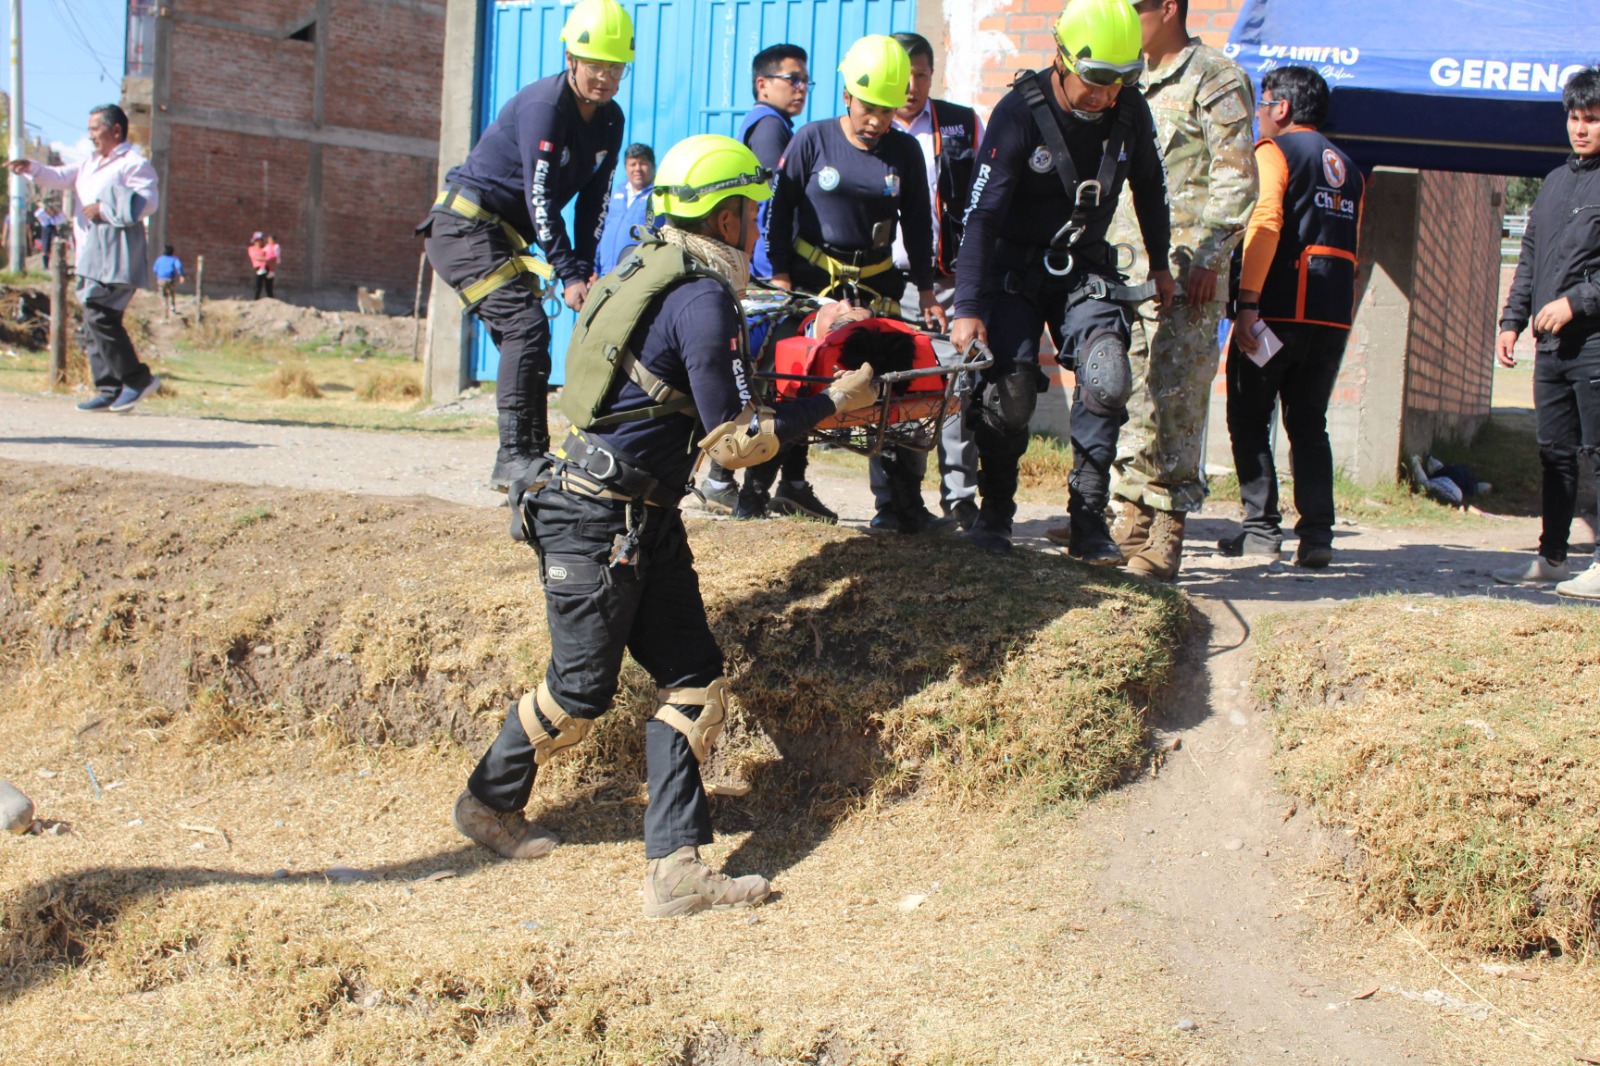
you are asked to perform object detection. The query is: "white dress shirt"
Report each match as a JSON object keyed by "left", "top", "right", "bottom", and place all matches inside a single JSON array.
[
  {"left": 891, "top": 99, "right": 984, "bottom": 275},
  {"left": 24, "top": 142, "right": 160, "bottom": 250}
]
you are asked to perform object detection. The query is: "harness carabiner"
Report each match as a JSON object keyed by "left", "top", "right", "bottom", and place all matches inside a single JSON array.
[
  {"left": 1044, "top": 218, "right": 1084, "bottom": 277},
  {"left": 1044, "top": 249, "right": 1076, "bottom": 277}
]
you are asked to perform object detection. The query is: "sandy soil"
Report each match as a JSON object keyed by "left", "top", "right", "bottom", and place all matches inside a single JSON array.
[{"left": 0, "top": 386, "right": 1585, "bottom": 1064}]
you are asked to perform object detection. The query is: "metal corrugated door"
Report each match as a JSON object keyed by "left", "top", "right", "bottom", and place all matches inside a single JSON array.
[{"left": 474, "top": 0, "right": 916, "bottom": 385}]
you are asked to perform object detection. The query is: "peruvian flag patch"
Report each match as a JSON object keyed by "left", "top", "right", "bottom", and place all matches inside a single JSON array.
[{"left": 539, "top": 140, "right": 554, "bottom": 152}]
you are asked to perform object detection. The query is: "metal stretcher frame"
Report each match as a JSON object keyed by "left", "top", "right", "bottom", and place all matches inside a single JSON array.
[{"left": 757, "top": 342, "right": 995, "bottom": 457}]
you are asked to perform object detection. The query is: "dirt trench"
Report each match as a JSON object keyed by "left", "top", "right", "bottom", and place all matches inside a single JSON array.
[{"left": 0, "top": 389, "right": 1561, "bottom": 1063}]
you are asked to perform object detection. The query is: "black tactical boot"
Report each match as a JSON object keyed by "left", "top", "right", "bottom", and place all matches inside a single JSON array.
[
  {"left": 490, "top": 409, "right": 537, "bottom": 493},
  {"left": 1066, "top": 489, "right": 1123, "bottom": 566}
]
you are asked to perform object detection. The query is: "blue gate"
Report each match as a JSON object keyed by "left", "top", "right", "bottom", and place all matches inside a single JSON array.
[{"left": 473, "top": 0, "right": 918, "bottom": 384}]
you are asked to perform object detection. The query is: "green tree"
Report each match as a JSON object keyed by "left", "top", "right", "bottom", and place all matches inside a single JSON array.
[{"left": 1505, "top": 176, "right": 1542, "bottom": 216}]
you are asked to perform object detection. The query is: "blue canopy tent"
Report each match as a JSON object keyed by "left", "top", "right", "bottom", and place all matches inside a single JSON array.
[{"left": 1226, "top": 0, "right": 1598, "bottom": 177}]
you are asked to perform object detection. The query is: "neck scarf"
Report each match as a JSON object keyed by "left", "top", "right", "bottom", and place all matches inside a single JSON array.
[{"left": 660, "top": 225, "right": 751, "bottom": 295}]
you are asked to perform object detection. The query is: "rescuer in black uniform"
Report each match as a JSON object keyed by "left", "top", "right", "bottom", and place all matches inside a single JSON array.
[
  {"left": 699, "top": 43, "right": 840, "bottom": 524},
  {"left": 421, "top": 0, "right": 629, "bottom": 491},
  {"left": 450, "top": 134, "right": 879, "bottom": 918},
  {"left": 950, "top": 0, "right": 1175, "bottom": 557},
  {"left": 768, "top": 34, "right": 949, "bottom": 532},
  {"left": 768, "top": 35, "right": 943, "bottom": 328}
]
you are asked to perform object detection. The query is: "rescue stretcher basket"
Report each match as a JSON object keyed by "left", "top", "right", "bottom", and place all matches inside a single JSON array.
[{"left": 741, "top": 291, "right": 994, "bottom": 457}]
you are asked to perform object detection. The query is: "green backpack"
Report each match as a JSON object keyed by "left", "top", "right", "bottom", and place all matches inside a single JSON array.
[{"left": 559, "top": 235, "right": 741, "bottom": 430}]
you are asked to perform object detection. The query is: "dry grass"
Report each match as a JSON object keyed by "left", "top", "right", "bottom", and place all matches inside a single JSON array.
[
  {"left": 0, "top": 462, "right": 1201, "bottom": 1064},
  {"left": 258, "top": 363, "right": 324, "bottom": 399},
  {"left": 357, "top": 367, "right": 423, "bottom": 403},
  {"left": 1253, "top": 597, "right": 1600, "bottom": 958}
]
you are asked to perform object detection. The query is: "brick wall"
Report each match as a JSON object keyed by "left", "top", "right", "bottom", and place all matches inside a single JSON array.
[
  {"left": 147, "top": 0, "right": 444, "bottom": 307},
  {"left": 164, "top": 127, "right": 314, "bottom": 288},
  {"left": 961, "top": 0, "right": 1250, "bottom": 112},
  {"left": 1403, "top": 171, "right": 1504, "bottom": 450}
]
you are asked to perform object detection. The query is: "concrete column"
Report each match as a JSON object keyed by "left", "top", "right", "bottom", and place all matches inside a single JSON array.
[
  {"left": 424, "top": 0, "right": 482, "bottom": 403},
  {"left": 1347, "top": 168, "right": 1416, "bottom": 485}
]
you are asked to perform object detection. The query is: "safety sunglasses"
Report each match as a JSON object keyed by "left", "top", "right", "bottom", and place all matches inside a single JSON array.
[
  {"left": 767, "top": 73, "right": 815, "bottom": 90},
  {"left": 577, "top": 59, "right": 630, "bottom": 82},
  {"left": 660, "top": 168, "right": 774, "bottom": 203},
  {"left": 1060, "top": 49, "right": 1144, "bottom": 88}
]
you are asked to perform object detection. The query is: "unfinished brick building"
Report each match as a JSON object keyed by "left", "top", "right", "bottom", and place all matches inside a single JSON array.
[{"left": 122, "top": 0, "right": 445, "bottom": 310}]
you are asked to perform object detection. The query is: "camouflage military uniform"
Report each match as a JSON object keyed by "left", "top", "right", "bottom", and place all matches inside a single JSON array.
[{"left": 1109, "top": 39, "right": 1257, "bottom": 513}]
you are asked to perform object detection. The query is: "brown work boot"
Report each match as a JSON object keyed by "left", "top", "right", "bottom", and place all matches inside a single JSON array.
[
  {"left": 1110, "top": 498, "right": 1154, "bottom": 559},
  {"left": 643, "top": 846, "right": 771, "bottom": 918},
  {"left": 1127, "top": 509, "right": 1187, "bottom": 581},
  {"left": 451, "top": 790, "right": 559, "bottom": 860}
]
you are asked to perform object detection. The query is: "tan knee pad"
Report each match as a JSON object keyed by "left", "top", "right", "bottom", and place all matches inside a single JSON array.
[
  {"left": 517, "top": 682, "right": 593, "bottom": 766},
  {"left": 652, "top": 677, "right": 730, "bottom": 764}
]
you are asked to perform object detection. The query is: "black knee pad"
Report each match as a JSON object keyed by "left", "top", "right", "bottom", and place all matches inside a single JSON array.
[
  {"left": 1075, "top": 329, "right": 1131, "bottom": 417},
  {"left": 978, "top": 366, "right": 1042, "bottom": 436}
]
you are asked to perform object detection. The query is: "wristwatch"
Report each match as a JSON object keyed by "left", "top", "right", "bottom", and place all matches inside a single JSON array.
[{"left": 1236, "top": 301, "right": 1259, "bottom": 311}]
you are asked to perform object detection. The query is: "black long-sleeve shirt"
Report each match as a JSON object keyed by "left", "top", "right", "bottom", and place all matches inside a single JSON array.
[
  {"left": 954, "top": 74, "right": 1171, "bottom": 319},
  {"left": 1502, "top": 153, "right": 1600, "bottom": 355},
  {"left": 445, "top": 72, "right": 623, "bottom": 285},
  {"left": 767, "top": 118, "right": 936, "bottom": 290},
  {"left": 594, "top": 277, "right": 835, "bottom": 487}
]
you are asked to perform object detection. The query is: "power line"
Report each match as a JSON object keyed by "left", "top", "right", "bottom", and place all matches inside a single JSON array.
[{"left": 47, "top": 0, "right": 117, "bottom": 82}]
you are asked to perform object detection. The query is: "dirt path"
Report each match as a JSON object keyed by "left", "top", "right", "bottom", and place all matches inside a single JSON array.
[{"left": 0, "top": 388, "right": 1567, "bottom": 1062}]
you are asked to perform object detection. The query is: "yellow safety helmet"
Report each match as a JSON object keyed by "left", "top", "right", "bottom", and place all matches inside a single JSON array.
[
  {"left": 1055, "top": 0, "right": 1143, "bottom": 84},
  {"left": 561, "top": 0, "right": 635, "bottom": 65},
  {"left": 652, "top": 135, "right": 773, "bottom": 220},
  {"left": 838, "top": 35, "right": 911, "bottom": 110}
]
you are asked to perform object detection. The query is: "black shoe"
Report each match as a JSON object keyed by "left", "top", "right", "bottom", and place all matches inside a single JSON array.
[
  {"left": 76, "top": 392, "right": 117, "bottom": 412},
  {"left": 769, "top": 480, "right": 838, "bottom": 523},
  {"left": 905, "top": 507, "right": 957, "bottom": 535},
  {"left": 963, "top": 516, "right": 1013, "bottom": 555},
  {"left": 1295, "top": 543, "right": 1333, "bottom": 569},
  {"left": 695, "top": 479, "right": 739, "bottom": 515},
  {"left": 947, "top": 498, "right": 980, "bottom": 532},
  {"left": 1217, "top": 532, "right": 1283, "bottom": 558},
  {"left": 489, "top": 453, "right": 533, "bottom": 494},
  {"left": 1067, "top": 511, "right": 1123, "bottom": 566},
  {"left": 732, "top": 486, "right": 769, "bottom": 521},
  {"left": 868, "top": 511, "right": 904, "bottom": 534}
]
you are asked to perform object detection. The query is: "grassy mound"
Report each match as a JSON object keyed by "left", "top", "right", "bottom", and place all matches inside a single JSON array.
[
  {"left": 1254, "top": 598, "right": 1600, "bottom": 957},
  {"left": 0, "top": 463, "right": 1195, "bottom": 1063},
  {"left": 0, "top": 463, "right": 1182, "bottom": 813}
]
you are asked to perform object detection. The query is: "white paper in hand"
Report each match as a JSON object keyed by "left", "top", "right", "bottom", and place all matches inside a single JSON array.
[{"left": 1245, "top": 319, "right": 1283, "bottom": 367}]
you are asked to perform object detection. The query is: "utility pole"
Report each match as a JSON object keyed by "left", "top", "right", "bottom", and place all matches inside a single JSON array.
[{"left": 8, "top": 0, "right": 25, "bottom": 274}]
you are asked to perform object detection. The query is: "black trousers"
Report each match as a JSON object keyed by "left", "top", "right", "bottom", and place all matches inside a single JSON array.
[
  {"left": 976, "top": 281, "right": 1131, "bottom": 527},
  {"left": 40, "top": 225, "right": 55, "bottom": 269},
  {"left": 467, "top": 488, "right": 722, "bottom": 859},
  {"left": 1532, "top": 335, "right": 1600, "bottom": 563},
  {"left": 1225, "top": 321, "right": 1349, "bottom": 548},
  {"left": 254, "top": 270, "right": 275, "bottom": 300},
  {"left": 424, "top": 210, "right": 553, "bottom": 448},
  {"left": 80, "top": 284, "right": 154, "bottom": 397}
]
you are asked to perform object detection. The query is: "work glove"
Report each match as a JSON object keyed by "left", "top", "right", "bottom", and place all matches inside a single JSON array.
[{"left": 826, "top": 363, "right": 877, "bottom": 414}]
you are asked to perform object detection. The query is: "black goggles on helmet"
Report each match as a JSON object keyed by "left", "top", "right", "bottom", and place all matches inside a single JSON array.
[
  {"left": 1060, "top": 49, "right": 1144, "bottom": 88},
  {"left": 660, "top": 168, "right": 774, "bottom": 204}
]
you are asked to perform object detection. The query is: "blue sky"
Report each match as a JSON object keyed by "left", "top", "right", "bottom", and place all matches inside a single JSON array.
[{"left": 3, "top": 0, "right": 127, "bottom": 158}]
